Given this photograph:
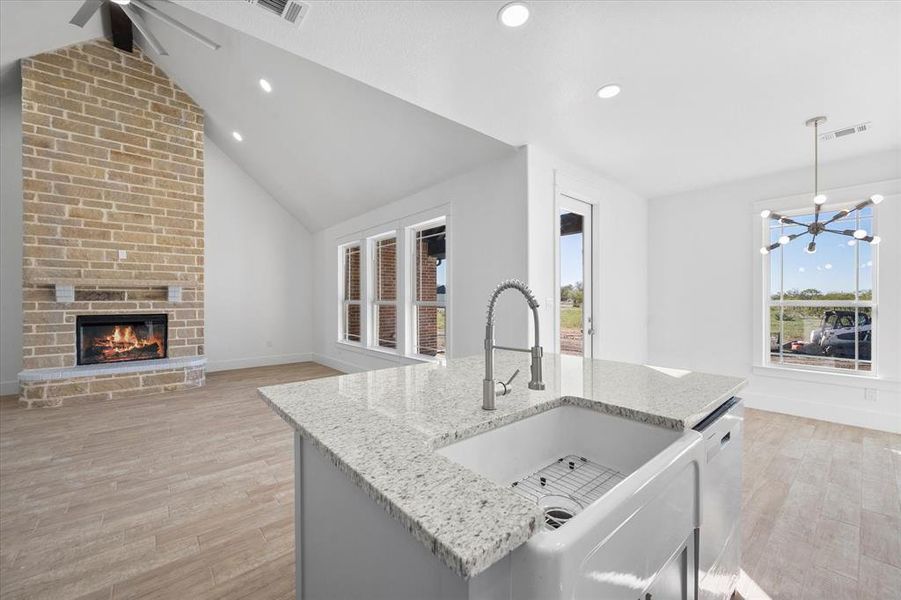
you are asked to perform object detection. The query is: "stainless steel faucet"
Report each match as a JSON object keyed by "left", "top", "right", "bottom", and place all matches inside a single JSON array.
[{"left": 483, "top": 279, "right": 545, "bottom": 410}]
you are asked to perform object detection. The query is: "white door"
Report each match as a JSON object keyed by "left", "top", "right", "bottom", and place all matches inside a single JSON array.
[{"left": 558, "top": 194, "right": 593, "bottom": 357}]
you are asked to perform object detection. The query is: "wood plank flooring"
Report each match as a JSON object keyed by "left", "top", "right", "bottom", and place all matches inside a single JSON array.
[
  {"left": 1, "top": 363, "right": 898, "bottom": 599},
  {"left": 0, "top": 363, "right": 339, "bottom": 600}
]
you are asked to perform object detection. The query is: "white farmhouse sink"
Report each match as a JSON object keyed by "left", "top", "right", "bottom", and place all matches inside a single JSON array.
[{"left": 437, "top": 406, "right": 706, "bottom": 600}]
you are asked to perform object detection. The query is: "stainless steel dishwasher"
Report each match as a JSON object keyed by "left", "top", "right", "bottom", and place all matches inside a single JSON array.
[{"left": 693, "top": 397, "right": 743, "bottom": 600}]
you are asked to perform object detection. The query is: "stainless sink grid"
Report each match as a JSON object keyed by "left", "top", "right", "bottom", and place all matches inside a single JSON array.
[{"left": 510, "top": 454, "right": 626, "bottom": 530}]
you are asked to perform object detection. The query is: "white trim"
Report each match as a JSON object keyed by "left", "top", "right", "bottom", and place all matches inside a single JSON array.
[
  {"left": 0, "top": 379, "right": 18, "bottom": 396},
  {"left": 206, "top": 353, "right": 314, "bottom": 373}
]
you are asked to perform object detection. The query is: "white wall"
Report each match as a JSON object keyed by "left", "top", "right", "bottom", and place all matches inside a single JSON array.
[
  {"left": 0, "top": 90, "right": 23, "bottom": 394},
  {"left": 204, "top": 138, "right": 313, "bottom": 371},
  {"left": 648, "top": 150, "right": 901, "bottom": 433},
  {"left": 311, "top": 149, "right": 528, "bottom": 373},
  {"left": 526, "top": 146, "right": 649, "bottom": 364}
]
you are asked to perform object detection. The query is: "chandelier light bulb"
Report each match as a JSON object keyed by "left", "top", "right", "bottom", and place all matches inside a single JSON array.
[
  {"left": 805, "top": 241, "right": 816, "bottom": 254},
  {"left": 760, "top": 247, "right": 769, "bottom": 255},
  {"left": 853, "top": 229, "right": 867, "bottom": 239},
  {"left": 814, "top": 194, "right": 827, "bottom": 205},
  {"left": 870, "top": 236, "right": 881, "bottom": 245},
  {"left": 778, "top": 235, "right": 791, "bottom": 245},
  {"left": 870, "top": 194, "right": 884, "bottom": 205},
  {"left": 760, "top": 209, "right": 771, "bottom": 218}
]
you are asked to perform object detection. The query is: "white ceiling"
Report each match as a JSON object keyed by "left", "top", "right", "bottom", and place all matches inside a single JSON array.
[
  {"left": 174, "top": 0, "right": 901, "bottom": 200},
  {"left": 0, "top": 1, "right": 513, "bottom": 231}
]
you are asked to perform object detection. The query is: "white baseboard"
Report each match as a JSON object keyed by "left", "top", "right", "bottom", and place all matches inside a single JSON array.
[
  {"left": 310, "top": 353, "right": 359, "bottom": 374},
  {"left": 742, "top": 392, "right": 901, "bottom": 434},
  {"left": 205, "top": 353, "right": 314, "bottom": 373},
  {"left": 0, "top": 379, "right": 18, "bottom": 396}
]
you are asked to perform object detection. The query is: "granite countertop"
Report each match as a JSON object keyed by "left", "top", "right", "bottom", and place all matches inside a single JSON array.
[{"left": 258, "top": 353, "right": 746, "bottom": 579}]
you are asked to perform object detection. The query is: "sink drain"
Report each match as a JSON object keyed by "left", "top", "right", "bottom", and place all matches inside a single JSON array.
[{"left": 543, "top": 507, "right": 574, "bottom": 530}]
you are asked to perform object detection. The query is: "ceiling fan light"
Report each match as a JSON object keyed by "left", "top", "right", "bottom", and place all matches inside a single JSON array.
[
  {"left": 853, "top": 229, "right": 867, "bottom": 239},
  {"left": 870, "top": 194, "right": 884, "bottom": 205},
  {"left": 814, "top": 194, "right": 827, "bottom": 205},
  {"left": 760, "top": 209, "right": 771, "bottom": 218}
]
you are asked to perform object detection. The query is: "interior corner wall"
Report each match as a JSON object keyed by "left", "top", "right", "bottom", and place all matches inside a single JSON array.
[
  {"left": 526, "top": 145, "right": 649, "bottom": 364},
  {"left": 0, "top": 90, "right": 23, "bottom": 395},
  {"left": 647, "top": 149, "right": 901, "bottom": 433},
  {"left": 204, "top": 136, "right": 313, "bottom": 371},
  {"left": 311, "top": 149, "right": 529, "bottom": 373}
]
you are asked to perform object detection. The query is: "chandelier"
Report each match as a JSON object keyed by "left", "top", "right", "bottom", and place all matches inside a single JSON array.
[{"left": 760, "top": 116, "right": 883, "bottom": 255}]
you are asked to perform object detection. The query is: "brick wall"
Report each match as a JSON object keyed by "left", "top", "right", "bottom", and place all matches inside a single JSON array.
[{"left": 18, "top": 39, "right": 204, "bottom": 405}]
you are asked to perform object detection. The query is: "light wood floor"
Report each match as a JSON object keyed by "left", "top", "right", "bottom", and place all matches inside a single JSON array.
[{"left": 1, "top": 363, "right": 898, "bottom": 600}]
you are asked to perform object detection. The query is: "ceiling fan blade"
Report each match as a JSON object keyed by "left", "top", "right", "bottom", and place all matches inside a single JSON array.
[
  {"left": 69, "top": 0, "right": 103, "bottom": 28},
  {"left": 120, "top": 4, "right": 168, "bottom": 56},
  {"left": 130, "top": 0, "right": 220, "bottom": 51}
]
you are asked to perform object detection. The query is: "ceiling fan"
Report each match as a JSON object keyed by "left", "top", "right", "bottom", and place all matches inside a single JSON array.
[{"left": 69, "top": 0, "right": 220, "bottom": 56}]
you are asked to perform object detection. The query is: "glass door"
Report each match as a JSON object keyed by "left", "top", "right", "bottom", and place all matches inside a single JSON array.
[{"left": 558, "top": 195, "right": 593, "bottom": 357}]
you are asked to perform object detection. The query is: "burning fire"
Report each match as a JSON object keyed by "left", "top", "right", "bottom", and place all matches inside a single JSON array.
[{"left": 98, "top": 325, "right": 164, "bottom": 360}]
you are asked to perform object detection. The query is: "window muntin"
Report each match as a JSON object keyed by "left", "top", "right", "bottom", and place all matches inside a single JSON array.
[
  {"left": 413, "top": 223, "right": 447, "bottom": 357},
  {"left": 767, "top": 207, "right": 874, "bottom": 372},
  {"left": 373, "top": 236, "right": 397, "bottom": 349},
  {"left": 341, "top": 244, "right": 362, "bottom": 343}
]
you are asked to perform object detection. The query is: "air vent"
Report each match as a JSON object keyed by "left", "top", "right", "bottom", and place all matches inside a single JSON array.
[
  {"left": 819, "top": 122, "right": 871, "bottom": 142},
  {"left": 244, "top": 0, "right": 308, "bottom": 26}
]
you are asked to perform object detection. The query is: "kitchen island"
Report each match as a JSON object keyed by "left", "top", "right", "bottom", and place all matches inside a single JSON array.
[{"left": 259, "top": 353, "right": 746, "bottom": 600}]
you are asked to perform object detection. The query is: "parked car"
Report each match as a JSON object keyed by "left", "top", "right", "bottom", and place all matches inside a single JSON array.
[{"left": 809, "top": 310, "right": 871, "bottom": 360}]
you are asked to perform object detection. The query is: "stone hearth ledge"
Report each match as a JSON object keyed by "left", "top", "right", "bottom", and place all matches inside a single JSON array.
[
  {"left": 18, "top": 356, "right": 207, "bottom": 382},
  {"left": 258, "top": 353, "right": 746, "bottom": 579}
]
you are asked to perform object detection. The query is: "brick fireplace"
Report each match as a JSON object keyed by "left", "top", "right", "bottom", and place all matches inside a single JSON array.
[{"left": 17, "top": 39, "right": 205, "bottom": 407}]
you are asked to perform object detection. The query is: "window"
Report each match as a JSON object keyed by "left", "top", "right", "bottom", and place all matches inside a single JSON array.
[
  {"left": 412, "top": 222, "right": 447, "bottom": 357},
  {"left": 341, "top": 244, "right": 361, "bottom": 343},
  {"left": 372, "top": 236, "right": 397, "bottom": 349},
  {"left": 766, "top": 206, "right": 875, "bottom": 372}
]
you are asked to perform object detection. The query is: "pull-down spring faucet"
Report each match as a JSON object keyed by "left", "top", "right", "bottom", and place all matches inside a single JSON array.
[{"left": 483, "top": 279, "right": 545, "bottom": 410}]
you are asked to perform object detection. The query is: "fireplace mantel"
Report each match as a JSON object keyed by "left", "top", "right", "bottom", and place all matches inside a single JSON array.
[{"left": 27, "top": 277, "right": 200, "bottom": 303}]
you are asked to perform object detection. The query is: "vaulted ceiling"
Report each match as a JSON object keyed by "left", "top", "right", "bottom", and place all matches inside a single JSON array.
[
  {"left": 2, "top": 1, "right": 898, "bottom": 230},
  {"left": 0, "top": 1, "right": 513, "bottom": 231},
  {"left": 176, "top": 0, "right": 901, "bottom": 199}
]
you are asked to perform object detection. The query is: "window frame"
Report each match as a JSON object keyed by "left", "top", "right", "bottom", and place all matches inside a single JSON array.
[
  {"left": 338, "top": 242, "right": 363, "bottom": 346},
  {"left": 409, "top": 217, "right": 448, "bottom": 360},
  {"left": 369, "top": 232, "right": 399, "bottom": 351},
  {"left": 335, "top": 207, "right": 451, "bottom": 364},
  {"left": 761, "top": 200, "right": 878, "bottom": 376}
]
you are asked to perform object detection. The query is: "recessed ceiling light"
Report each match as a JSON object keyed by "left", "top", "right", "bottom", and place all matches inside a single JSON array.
[
  {"left": 498, "top": 2, "right": 530, "bottom": 28},
  {"left": 111, "top": 0, "right": 131, "bottom": 5},
  {"left": 259, "top": 78, "right": 272, "bottom": 93},
  {"left": 232, "top": 131, "right": 243, "bottom": 142},
  {"left": 596, "top": 84, "right": 621, "bottom": 99}
]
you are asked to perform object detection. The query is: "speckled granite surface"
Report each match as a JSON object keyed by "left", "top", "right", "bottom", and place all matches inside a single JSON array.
[{"left": 258, "top": 353, "right": 745, "bottom": 578}]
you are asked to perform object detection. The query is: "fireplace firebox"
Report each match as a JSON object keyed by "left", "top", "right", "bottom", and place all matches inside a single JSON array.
[{"left": 76, "top": 314, "right": 168, "bottom": 366}]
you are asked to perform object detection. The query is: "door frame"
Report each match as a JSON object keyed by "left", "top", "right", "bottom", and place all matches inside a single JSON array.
[{"left": 554, "top": 174, "right": 600, "bottom": 358}]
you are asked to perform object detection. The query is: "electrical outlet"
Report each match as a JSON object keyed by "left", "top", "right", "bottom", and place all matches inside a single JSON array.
[
  {"left": 864, "top": 388, "right": 877, "bottom": 402},
  {"left": 118, "top": 250, "right": 127, "bottom": 260}
]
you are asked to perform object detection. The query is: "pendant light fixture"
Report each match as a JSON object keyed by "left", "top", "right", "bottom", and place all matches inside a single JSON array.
[{"left": 759, "top": 116, "right": 884, "bottom": 255}]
